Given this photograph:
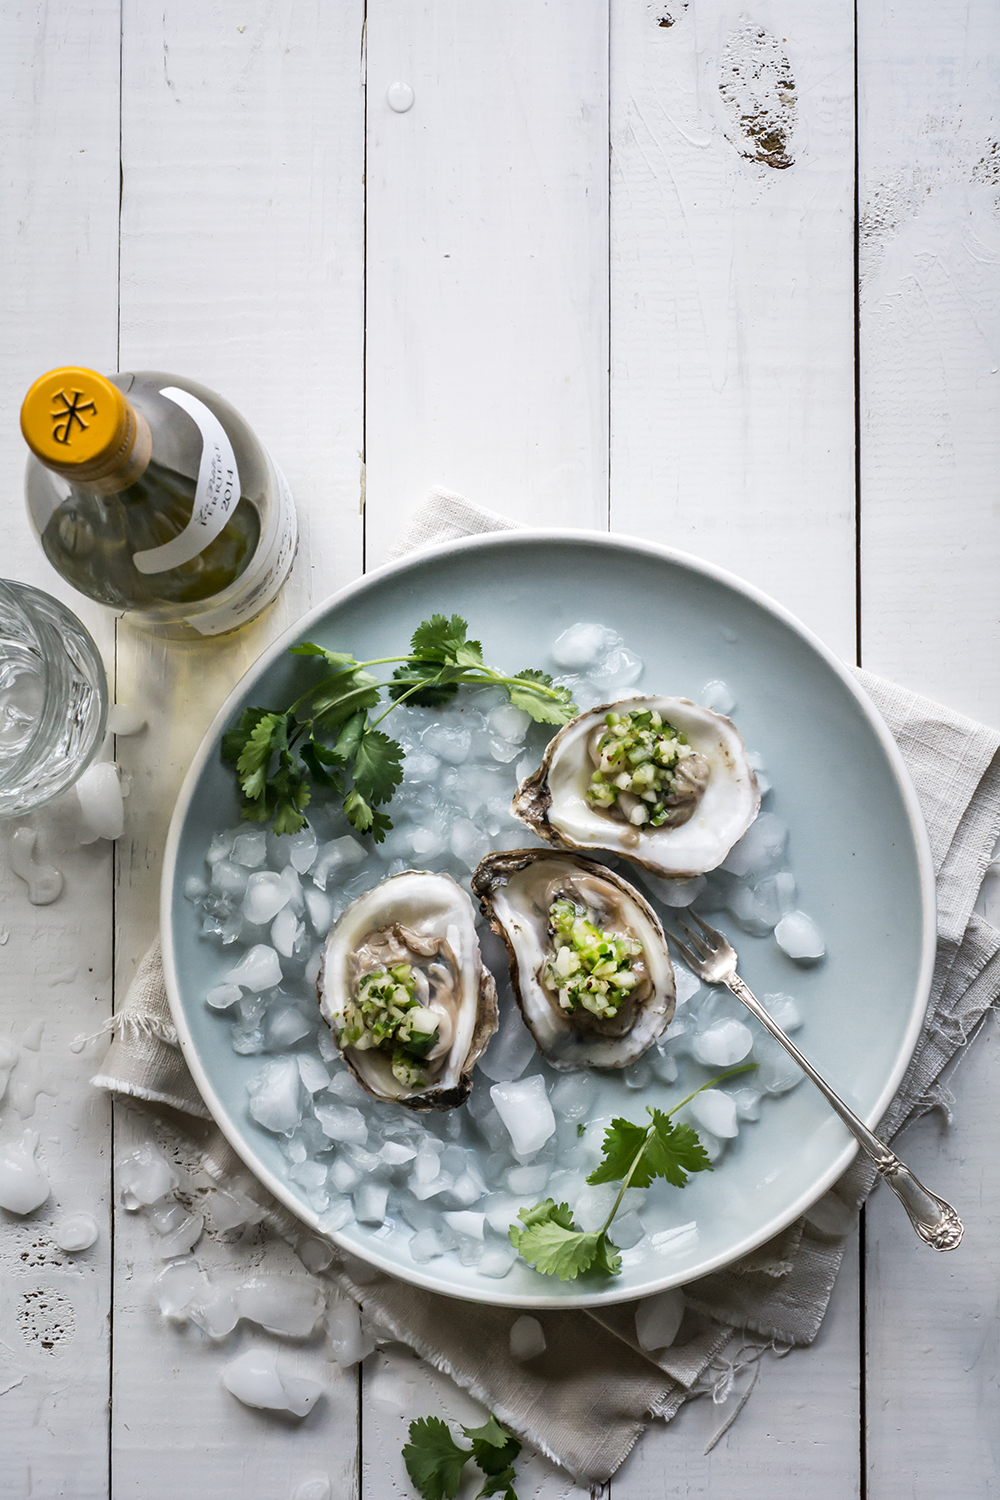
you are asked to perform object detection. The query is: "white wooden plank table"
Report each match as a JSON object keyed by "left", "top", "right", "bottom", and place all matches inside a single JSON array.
[{"left": 1, "top": 3, "right": 997, "bottom": 1497}]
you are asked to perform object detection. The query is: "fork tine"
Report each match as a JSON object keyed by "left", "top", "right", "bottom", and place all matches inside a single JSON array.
[
  {"left": 688, "top": 909, "right": 723, "bottom": 945},
  {"left": 675, "top": 916, "right": 712, "bottom": 959},
  {"left": 668, "top": 934, "right": 703, "bottom": 974}
]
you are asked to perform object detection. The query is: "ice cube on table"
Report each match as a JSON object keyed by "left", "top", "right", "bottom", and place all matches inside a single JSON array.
[
  {"left": 635, "top": 1288, "right": 685, "bottom": 1351},
  {"left": 225, "top": 944, "right": 283, "bottom": 992},
  {"left": 0, "top": 1129, "right": 49, "bottom": 1214},
  {"left": 689, "top": 1089, "right": 739, "bottom": 1139},
  {"left": 354, "top": 1181, "right": 389, "bottom": 1226},
  {"left": 116, "top": 1143, "right": 178, "bottom": 1208},
  {"left": 312, "top": 835, "right": 367, "bottom": 890},
  {"left": 292, "top": 1478, "right": 332, "bottom": 1500},
  {"left": 691, "top": 1019, "right": 753, "bottom": 1067},
  {"left": 721, "top": 812, "right": 788, "bottom": 878},
  {"left": 290, "top": 1161, "right": 328, "bottom": 1195},
  {"left": 248, "top": 1058, "right": 303, "bottom": 1134},
  {"left": 490, "top": 1076, "right": 556, "bottom": 1156},
  {"left": 243, "top": 871, "right": 290, "bottom": 926},
  {"left": 774, "top": 910, "right": 825, "bottom": 961},
  {"left": 190, "top": 1283, "right": 240, "bottom": 1339},
  {"left": 551, "top": 622, "right": 618, "bottom": 670},
  {"left": 75, "top": 762, "right": 125, "bottom": 842},
  {"left": 153, "top": 1258, "right": 208, "bottom": 1319},
  {"left": 236, "top": 1272, "right": 326, "bottom": 1337},
  {"left": 54, "top": 1212, "right": 99, "bottom": 1252},
  {"left": 328, "top": 1295, "right": 377, "bottom": 1367},
  {"left": 208, "top": 1185, "right": 262, "bottom": 1231},
  {"left": 231, "top": 830, "right": 268, "bottom": 868},
  {"left": 156, "top": 1211, "right": 204, "bottom": 1259},
  {"left": 509, "top": 1314, "right": 547, "bottom": 1361},
  {"left": 222, "top": 1348, "right": 323, "bottom": 1418}
]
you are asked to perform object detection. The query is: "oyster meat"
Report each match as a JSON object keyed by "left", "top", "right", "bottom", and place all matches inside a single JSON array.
[
  {"left": 512, "top": 696, "right": 760, "bottom": 877},
  {"left": 318, "top": 870, "right": 498, "bottom": 1111},
  {"left": 472, "top": 849, "right": 675, "bottom": 1071}
]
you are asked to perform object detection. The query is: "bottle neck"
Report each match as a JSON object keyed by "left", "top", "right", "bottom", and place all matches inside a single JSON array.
[{"left": 46, "top": 404, "right": 154, "bottom": 495}]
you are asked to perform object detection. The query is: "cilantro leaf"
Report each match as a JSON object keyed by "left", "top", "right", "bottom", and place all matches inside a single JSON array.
[
  {"left": 387, "top": 662, "right": 461, "bottom": 708},
  {"left": 299, "top": 739, "right": 344, "bottom": 792},
  {"left": 508, "top": 1200, "right": 618, "bottom": 1282},
  {"left": 477, "top": 1470, "right": 518, "bottom": 1499},
  {"left": 403, "top": 1417, "right": 469, "bottom": 1500},
  {"left": 409, "top": 614, "right": 475, "bottom": 664},
  {"left": 220, "top": 705, "right": 276, "bottom": 766},
  {"left": 506, "top": 670, "right": 576, "bottom": 725},
  {"left": 464, "top": 1416, "right": 521, "bottom": 1476},
  {"left": 236, "top": 712, "right": 289, "bottom": 802},
  {"left": 641, "top": 1110, "right": 712, "bottom": 1188},
  {"left": 352, "top": 728, "right": 404, "bottom": 805},
  {"left": 586, "top": 1116, "right": 651, "bottom": 1188},
  {"left": 343, "top": 789, "right": 392, "bottom": 844},
  {"left": 289, "top": 642, "right": 360, "bottom": 672}
]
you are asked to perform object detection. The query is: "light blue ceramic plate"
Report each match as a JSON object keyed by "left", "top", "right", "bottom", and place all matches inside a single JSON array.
[{"left": 161, "top": 532, "right": 936, "bottom": 1309}]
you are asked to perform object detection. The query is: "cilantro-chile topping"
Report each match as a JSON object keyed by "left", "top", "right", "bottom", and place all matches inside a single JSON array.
[
  {"left": 544, "top": 897, "right": 644, "bottom": 1020},
  {"left": 341, "top": 962, "right": 441, "bottom": 1088},
  {"left": 586, "top": 708, "right": 708, "bottom": 828}
]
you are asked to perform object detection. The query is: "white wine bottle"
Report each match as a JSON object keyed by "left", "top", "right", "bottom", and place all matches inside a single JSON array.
[{"left": 21, "top": 367, "right": 297, "bottom": 636}]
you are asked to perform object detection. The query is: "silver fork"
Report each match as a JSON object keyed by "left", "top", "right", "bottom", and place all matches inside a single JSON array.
[{"left": 671, "top": 911, "right": 964, "bottom": 1251}]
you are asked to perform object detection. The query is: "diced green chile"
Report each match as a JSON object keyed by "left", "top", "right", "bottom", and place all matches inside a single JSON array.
[
  {"left": 341, "top": 962, "right": 441, "bottom": 1087},
  {"left": 544, "top": 897, "right": 644, "bottom": 1020},
  {"left": 586, "top": 709, "right": 705, "bottom": 828}
]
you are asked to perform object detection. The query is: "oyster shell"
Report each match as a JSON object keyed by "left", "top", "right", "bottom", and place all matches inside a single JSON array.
[
  {"left": 512, "top": 695, "right": 760, "bottom": 877},
  {"left": 318, "top": 870, "right": 498, "bottom": 1111},
  {"left": 471, "top": 849, "right": 675, "bottom": 1071}
]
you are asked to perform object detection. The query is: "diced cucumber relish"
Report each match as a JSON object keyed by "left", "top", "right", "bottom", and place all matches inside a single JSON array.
[
  {"left": 544, "top": 897, "right": 644, "bottom": 1020},
  {"left": 341, "top": 963, "right": 440, "bottom": 1088},
  {"left": 586, "top": 708, "right": 695, "bottom": 827}
]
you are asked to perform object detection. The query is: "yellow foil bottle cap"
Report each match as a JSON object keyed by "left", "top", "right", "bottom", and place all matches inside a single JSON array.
[{"left": 20, "top": 367, "right": 147, "bottom": 486}]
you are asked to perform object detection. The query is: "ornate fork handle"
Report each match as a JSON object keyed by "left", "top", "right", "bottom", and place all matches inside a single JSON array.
[{"left": 728, "top": 974, "right": 964, "bottom": 1251}]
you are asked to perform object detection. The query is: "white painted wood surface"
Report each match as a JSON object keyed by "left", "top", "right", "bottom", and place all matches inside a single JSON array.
[{"left": 0, "top": 3, "right": 996, "bottom": 1497}]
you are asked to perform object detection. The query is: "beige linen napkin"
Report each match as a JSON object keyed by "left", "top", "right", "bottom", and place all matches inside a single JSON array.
[{"left": 93, "top": 491, "right": 1000, "bottom": 1483}]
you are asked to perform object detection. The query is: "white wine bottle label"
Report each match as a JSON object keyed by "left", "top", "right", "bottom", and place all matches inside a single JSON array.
[
  {"left": 131, "top": 387, "right": 241, "bottom": 575},
  {"left": 185, "top": 460, "right": 298, "bottom": 636}
]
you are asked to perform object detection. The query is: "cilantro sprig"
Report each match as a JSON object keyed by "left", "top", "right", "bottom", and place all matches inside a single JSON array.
[
  {"left": 221, "top": 614, "right": 576, "bottom": 841},
  {"left": 509, "top": 1065, "right": 756, "bottom": 1281},
  {"left": 403, "top": 1413, "right": 521, "bottom": 1500}
]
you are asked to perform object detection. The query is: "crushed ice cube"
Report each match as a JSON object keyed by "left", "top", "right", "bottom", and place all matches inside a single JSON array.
[
  {"left": 328, "top": 1295, "right": 376, "bottom": 1367},
  {"left": 231, "top": 830, "right": 268, "bottom": 867},
  {"left": 354, "top": 1182, "right": 389, "bottom": 1226},
  {"left": 243, "top": 871, "right": 290, "bottom": 926},
  {"left": 762, "top": 992, "right": 802, "bottom": 1031},
  {"left": 476, "top": 998, "right": 537, "bottom": 1084},
  {"left": 721, "top": 812, "right": 788, "bottom": 878},
  {"left": 117, "top": 1143, "right": 178, "bottom": 1208},
  {"left": 443, "top": 1210, "right": 485, "bottom": 1240},
  {"left": 248, "top": 1058, "right": 303, "bottom": 1133},
  {"left": 206, "top": 983, "right": 242, "bottom": 1011},
  {"left": 774, "top": 910, "right": 825, "bottom": 961},
  {"left": 592, "top": 646, "right": 643, "bottom": 690},
  {"left": 635, "top": 1288, "right": 685, "bottom": 1350},
  {"left": 754, "top": 1033, "right": 805, "bottom": 1094},
  {"left": 509, "top": 1314, "right": 547, "bottom": 1361},
  {"left": 700, "top": 680, "right": 735, "bottom": 716},
  {"left": 612, "top": 1210, "right": 645, "bottom": 1250},
  {"left": 153, "top": 1258, "right": 208, "bottom": 1319},
  {"left": 236, "top": 1272, "right": 326, "bottom": 1337},
  {"left": 409, "top": 1228, "right": 446, "bottom": 1262},
  {"left": 312, "top": 836, "right": 367, "bottom": 890},
  {"left": 288, "top": 828, "right": 319, "bottom": 873},
  {"left": 689, "top": 1089, "right": 738, "bottom": 1139},
  {"left": 487, "top": 704, "right": 531, "bottom": 743},
  {"left": 477, "top": 1244, "right": 516, "bottom": 1279},
  {"left": 224, "top": 944, "right": 283, "bottom": 992},
  {"left": 450, "top": 818, "right": 491, "bottom": 870},
  {"left": 691, "top": 1019, "right": 753, "bottom": 1067},
  {"left": 551, "top": 622, "right": 618, "bottom": 670},
  {"left": 75, "top": 762, "right": 125, "bottom": 842},
  {"left": 271, "top": 906, "right": 306, "bottom": 958},
  {"left": 266, "top": 1005, "right": 312, "bottom": 1049},
  {"left": 156, "top": 1211, "right": 204, "bottom": 1259},
  {"left": 221, "top": 1348, "right": 323, "bottom": 1418},
  {"left": 490, "top": 1076, "right": 556, "bottom": 1156},
  {"left": 422, "top": 724, "right": 471, "bottom": 765},
  {"left": 0, "top": 1129, "right": 49, "bottom": 1214}
]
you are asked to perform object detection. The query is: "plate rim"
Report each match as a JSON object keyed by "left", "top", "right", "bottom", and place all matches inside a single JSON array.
[{"left": 160, "top": 528, "right": 937, "bottom": 1308}]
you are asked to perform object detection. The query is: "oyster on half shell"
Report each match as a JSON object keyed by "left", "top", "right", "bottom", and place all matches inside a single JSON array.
[
  {"left": 472, "top": 849, "right": 676, "bottom": 1071},
  {"left": 318, "top": 870, "right": 498, "bottom": 1111},
  {"left": 512, "top": 695, "right": 760, "bottom": 878}
]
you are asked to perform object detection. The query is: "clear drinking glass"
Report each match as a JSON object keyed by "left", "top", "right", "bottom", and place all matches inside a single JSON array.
[{"left": 0, "top": 579, "right": 108, "bottom": 816}]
